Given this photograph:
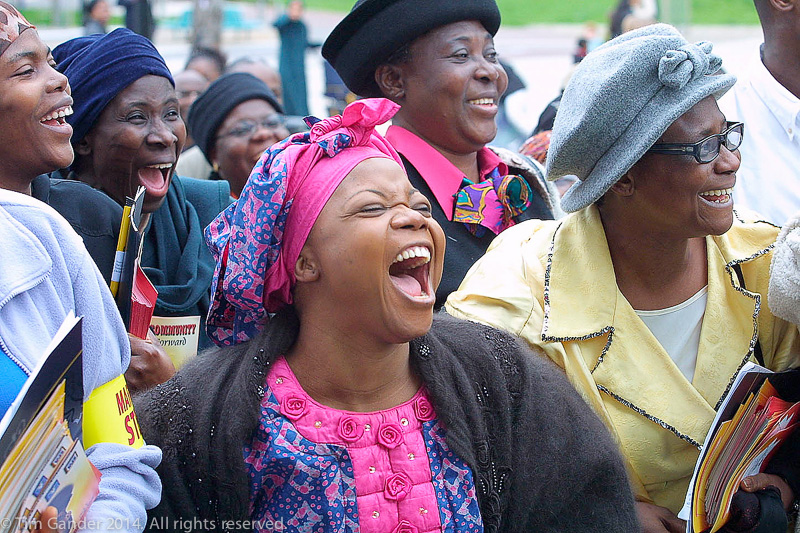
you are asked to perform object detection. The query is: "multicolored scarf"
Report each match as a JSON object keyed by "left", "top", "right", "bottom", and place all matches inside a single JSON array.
[
  {"left": 453, "top": 166, "right": 533, "bottom": 237},
  {"left": 0, "top": 2, "right": 33, "bottom": 58}
]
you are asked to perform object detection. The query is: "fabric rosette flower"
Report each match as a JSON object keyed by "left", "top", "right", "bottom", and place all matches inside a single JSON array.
[
  {"left": 384, "top": 472, "right": 413, "bottom": 501},
  {"left": 377, "top": 422, "right": 404, "bottom": 449},
  {"left": 413, "top": 397, "right": 435, "bottom": 422},
  {"left": 281, "top": 395, "right": 307, "bottom": 420},
  {"left": 390, "top": 520, "right": 419, "bottom": 533},
  {"left": 337, "top": 415, "right": 364, "bottom": 442}
]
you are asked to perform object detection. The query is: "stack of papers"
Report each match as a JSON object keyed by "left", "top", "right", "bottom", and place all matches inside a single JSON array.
[
  {"left": 0, "top": 383, "right": 100, "bottom": 532},
  {"left": 0, "top": 316, "right": 100, "bottom": 532},
  {"left": 683, "top": 363, "right": 800, "bottom": 533}
]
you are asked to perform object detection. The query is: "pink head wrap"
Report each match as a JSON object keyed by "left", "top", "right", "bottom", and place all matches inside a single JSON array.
[
  {"left": 205, "top": 98, "right": 402, "bottom": 346},
  {"left": 0, "top": 2, "right": 34, "bottom": 58}
]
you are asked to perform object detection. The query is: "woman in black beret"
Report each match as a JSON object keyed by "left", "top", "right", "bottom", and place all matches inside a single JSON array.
[
  {"left": 187, "top": 72, "right": 289, "bottom": 199},
  {"left": 322, "top": 0, "right": 563, "bottom": 308}
]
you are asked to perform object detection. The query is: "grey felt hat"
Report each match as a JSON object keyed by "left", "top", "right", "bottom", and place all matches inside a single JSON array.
[{"left": 546, "top": 24, "right": 736, "bottom": 213}]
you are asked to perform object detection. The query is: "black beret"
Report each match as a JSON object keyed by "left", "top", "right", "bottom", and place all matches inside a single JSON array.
[
  {"left": 322, "top": 0, "right": 501, "bottom": 98},
  {"left": 187, "top": 72, "right": 284, "bottom": 162}
]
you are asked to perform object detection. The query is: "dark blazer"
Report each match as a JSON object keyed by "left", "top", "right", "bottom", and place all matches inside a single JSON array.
[{"left": 135, "top": 312, "right": 640, "bottom": 533}]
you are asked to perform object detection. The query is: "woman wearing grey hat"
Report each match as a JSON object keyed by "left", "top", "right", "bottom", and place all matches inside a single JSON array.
[
  {"left": 448, "top": 24, "right": 800, "bottom": 532},
  {"left": 322, "top": 0, "right": 563, "bottom": 308}
]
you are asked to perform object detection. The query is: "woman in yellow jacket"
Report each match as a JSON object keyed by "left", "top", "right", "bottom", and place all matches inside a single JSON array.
[{"left": 447, "top": 24, "right": 800, "bottom": 532}]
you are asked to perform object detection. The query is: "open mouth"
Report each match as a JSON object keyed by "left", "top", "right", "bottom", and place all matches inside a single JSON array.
[
  {"left": 137, "top": 163, "right": 174, "bottom": 197},
  {"left": 389, "top": 245, "right": 432, "bottom": 299},
  {"left": 40, "top": 105, "right": 73, "bottom": 127},
  {"left": 699, "top": 187, "right": 734, "bottom": 204}
]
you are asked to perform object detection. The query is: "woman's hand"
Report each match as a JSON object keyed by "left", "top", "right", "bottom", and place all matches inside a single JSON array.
[
  {"left": 32, "top": 506, "right": 57, "bottom": 533},
  {"left": 739, "top": 473, "right": 793, "bottom": 510},
  {"left": 636, "top": 501, "right": 686, "bottom": 533},
  {"left": 715, "top": 475, "right": 791, "bottom": 533},
  {"left": 125, "top": 330, "right": 175, "bottom": 394}
]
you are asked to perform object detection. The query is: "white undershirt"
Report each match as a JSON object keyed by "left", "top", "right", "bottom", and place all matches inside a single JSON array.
[{"left": 635, "top": 286, "right": 708, "bottom": 382}]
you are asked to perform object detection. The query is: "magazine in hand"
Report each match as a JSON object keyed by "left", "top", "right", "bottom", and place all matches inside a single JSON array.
[
  {"left": 0, "top": 315, "right": 83, "bottom": 462},
  {"left": 0, "top": 314, "right": 100, "bottom": 532},
  {"left": 681, "top": 363, "right": 800, "bottom": 532}
]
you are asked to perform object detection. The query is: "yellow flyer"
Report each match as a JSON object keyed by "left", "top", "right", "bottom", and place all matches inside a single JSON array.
[
  {"left": 83, "top": 375, "right": 143, "bottom": 449},
  {"left": 149, "top": 315, "right": 201, "bottom": 370}
]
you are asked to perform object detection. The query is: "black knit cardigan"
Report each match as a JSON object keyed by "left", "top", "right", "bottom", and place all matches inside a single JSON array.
[{"left": 135, "top": 312, "right": 640, "bottom": 532}]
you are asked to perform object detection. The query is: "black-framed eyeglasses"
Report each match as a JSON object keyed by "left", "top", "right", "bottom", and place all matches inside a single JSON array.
[
  {"left": 647, "top": 121, "right": 744, "bottom": 164},
  {"left": 217, "top": 115, "right": 286, "bottom": 139}
]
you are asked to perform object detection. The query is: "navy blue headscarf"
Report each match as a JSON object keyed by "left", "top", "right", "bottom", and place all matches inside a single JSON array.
[{"left": 52, "top": 28, "right": 174, "bottom": 144}]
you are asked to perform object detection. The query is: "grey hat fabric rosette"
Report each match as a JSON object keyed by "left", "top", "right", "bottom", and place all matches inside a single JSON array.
[{"left": 546, "top": 23, "right": 736, "bottom": 213}]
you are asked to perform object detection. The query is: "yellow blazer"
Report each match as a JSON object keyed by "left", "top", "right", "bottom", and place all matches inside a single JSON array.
[{"left": 446, "top": 205, "right": 800, "bottom": 512}]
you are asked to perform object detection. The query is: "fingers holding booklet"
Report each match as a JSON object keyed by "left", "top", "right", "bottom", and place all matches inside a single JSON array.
[{"left": 32, "top": 507, "right": 58, "bottom": 533}]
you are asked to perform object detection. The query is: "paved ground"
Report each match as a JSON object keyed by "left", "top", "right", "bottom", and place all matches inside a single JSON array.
[{"left": 36, "top": 5, "right": 764, "bottom": 146}]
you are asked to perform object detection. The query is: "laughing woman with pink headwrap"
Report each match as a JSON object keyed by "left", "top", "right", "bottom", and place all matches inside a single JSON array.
[{"left": 135, "top": 98, "right": 639, "bottom": 532}]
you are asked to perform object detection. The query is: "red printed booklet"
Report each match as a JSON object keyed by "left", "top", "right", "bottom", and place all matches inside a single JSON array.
[{"left": 113, "top": 186, "right": 158, "bottom": 340}]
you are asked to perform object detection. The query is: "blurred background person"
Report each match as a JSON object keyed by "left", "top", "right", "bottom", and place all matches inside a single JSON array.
[
  {"left": 611, "top": 0, "right": 658, "bottom": 39},
  {"left": 518, "top": 65, "right": 580, "bottom": 196},
  {"left": 225, "top": 55, "right": 308, "bottom": 134},
  {"left": 610, "top": 0, "right": 633, "bottom": 39},
  {"left": 185, "top": 45, "right": 227, "bottom": 82},
  {"left": 226, "top": 56, "right": 283, "bottom": 105},
  {"left": 119, "top": 0, "right": 153, "bottom": 40},
  {"left": 186, "top": 72, "right": 288, "bottom": 196},
  {"left": 274, "top": 0, "right": 319, "bottom": 116},
  {"left": 83, "top": 0, "right": 110, "bottom": 35},
  {"left": 718, "top": 0, "right": 800, "bottom": 226},
  {"left": 174, "top": 68, "right": 210, "bottom": 150},
  {"left": 173, "top": 68, "right": 213, "bottom": 181}
]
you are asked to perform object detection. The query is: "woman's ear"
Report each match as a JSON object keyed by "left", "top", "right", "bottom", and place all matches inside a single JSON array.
[
  {"left": 768, "top": 0, "right": 794, "bottom": 13},
  {"left": 294, "top": 250, "right": 320, "bottom": 283},
  {"left": 74, "top": 135, "right": 92, "bottom": 156},
  {"left": 375, "top": 64, "right": 405, "bottom": 100},
  {"left": 609, "top": 172, "right": 635, "bottom": 197},
  {"left": 209, "top": 147, "right": 219, "bottom": 174}
]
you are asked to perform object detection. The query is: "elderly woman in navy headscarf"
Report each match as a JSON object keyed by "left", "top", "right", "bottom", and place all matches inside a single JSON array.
[{"left": 48, "top": 29, "right": 232, "bottom": 390}]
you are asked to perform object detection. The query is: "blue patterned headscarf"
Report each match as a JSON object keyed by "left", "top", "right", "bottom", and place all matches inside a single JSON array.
[
  {"left": 52, "top": 28, "right": 174, "bottom": 144},
  {"left": 204, "top": 98, "right": 402, "bottom": 346}
]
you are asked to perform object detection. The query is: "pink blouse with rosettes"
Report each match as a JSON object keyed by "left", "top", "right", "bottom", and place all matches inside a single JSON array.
[{"left": 267, "top": 356, "right": 444, "bottom": 533}]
